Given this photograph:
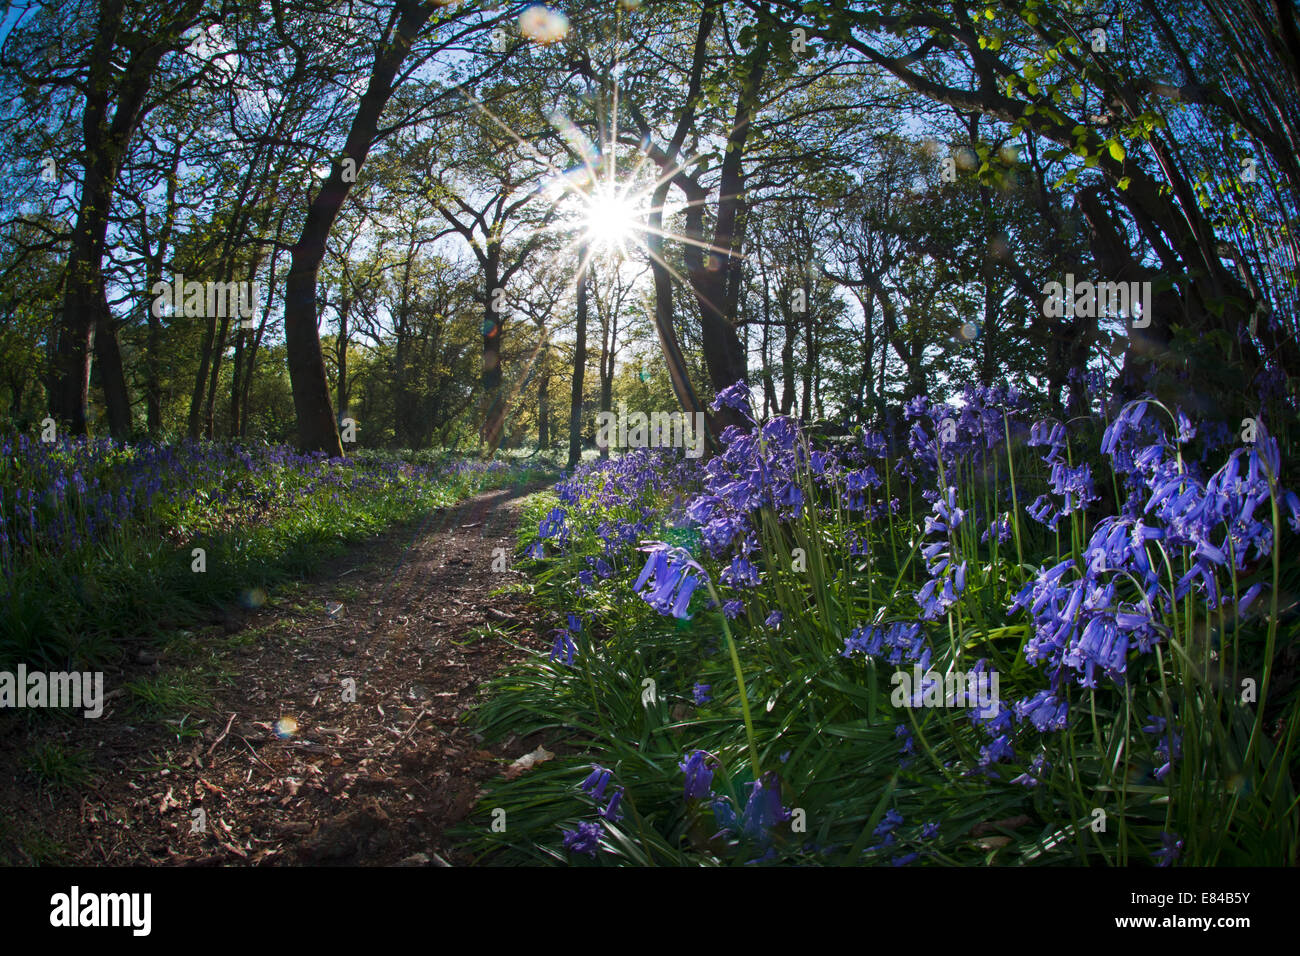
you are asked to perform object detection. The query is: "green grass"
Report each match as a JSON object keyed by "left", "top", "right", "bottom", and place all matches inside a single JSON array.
[
  {"left": 21, "top": 739, "right": 93, "bottom": 791},
  {"left": 1, "top": 445, "right": 555, "bottom": 671},
  {"left": 123, "top": 669, "right": 218, "bottom": 724},
  {"left": 456, "top": 411, "right": 1300, "bottom": 866}
]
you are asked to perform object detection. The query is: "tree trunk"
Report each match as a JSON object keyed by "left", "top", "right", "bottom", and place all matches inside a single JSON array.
[
  {"left": 284, "top": 0, "right": 433, "bottom": 456},
  {"left": 568, "top": 253, "right": 589, "bottom": 468},
  {"left": 538, "top": 353, "right": 550, "bottom": 449},
  {"left": 684, "top": 32, "right": 768, "bottom": 409},
  {"left": 236, "top": 242, "right": 281, "bottom": 437},
  {"left": 336, "top": 288, "right": 351, "bottom": 419},
  {"left": 52, "top": 0, "right": 202, "bottom": 434},
  {"left": 801, "top": 298, "right": 813, "bottom": 422},
  {"left": 94, "top": 307, "right": 131, "bottom": 438},
  {"left": 760, "top": 269, "right": 776, "bottom": 418},
  {"left": 144, "top": 266, "right": 164, "bottom": 436},
  {"left": 481, "top": 253, "right": 506, "bottom": 453},
  {"left": 780, "top": 302, "right": 796, "bottom": 416},
  {"left": 645, "top": 179, "right": 710, "bottom": 436}
]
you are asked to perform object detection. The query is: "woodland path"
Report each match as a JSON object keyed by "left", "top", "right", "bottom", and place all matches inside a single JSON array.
[{"left": 0, "top": 483, "right": 549, "bottom": 866}]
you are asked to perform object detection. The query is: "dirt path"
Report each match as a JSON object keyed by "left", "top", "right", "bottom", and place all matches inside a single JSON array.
[{"left": 0, "top": 483, "right": 549, "bottom": 866}]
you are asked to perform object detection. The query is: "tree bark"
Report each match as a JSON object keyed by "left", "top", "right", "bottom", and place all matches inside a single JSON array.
[
  {"left": 568, "top": 253, "right": 589, "bottom": 468},
  {"left": 94, "top": 307, "right": 131, "bottom": 438},
  {"left": 284, "top": 0, "right": 434, "bottom": 456},
  {"left": 481, "top": 252, "right": 505, "bottom": 452},
  {"left": 51, "top": 0, "right": 203, "bottom": 434}
]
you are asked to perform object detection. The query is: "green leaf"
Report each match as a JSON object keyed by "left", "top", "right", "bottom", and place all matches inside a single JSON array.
[{"left": 1108, "top": 140, "right": 1126, "bottom": 162}]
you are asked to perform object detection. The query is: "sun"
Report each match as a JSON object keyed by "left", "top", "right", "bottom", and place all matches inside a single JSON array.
[{"left": 581, "top": 186, "right": 640, "bottom": 251}]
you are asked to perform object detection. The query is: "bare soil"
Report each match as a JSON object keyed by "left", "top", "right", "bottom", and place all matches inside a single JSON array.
[{"left": 0, "top": 483, "right": 549, "bottom": 866}]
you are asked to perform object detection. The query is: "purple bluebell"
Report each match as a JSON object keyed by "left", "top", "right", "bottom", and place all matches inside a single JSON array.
[
  {"left": 680, "top": 750, "right": 714, "bottom": 800},
  {"left": 580, "top": 765, "right": 611, "bottom": 801},
  {"left": 599, "top": 787, "right": 624, "bottom": 822},
  {"left": 1152, "top": 831, "right": 1183, "bottom": 867},
  {"left": 561, "top": 821, "right": 603, "bottom": 856}
]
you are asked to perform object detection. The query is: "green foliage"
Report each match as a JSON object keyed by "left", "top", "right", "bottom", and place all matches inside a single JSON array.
[
  {"left": 0, "top": 441, "right": 553, "bottom": 670},
  {"left": 462, "top": 405, "right": 1298, "bottom": 866},
  {"left": 21, "top": 739, "right": 93, "bottom": 791}
]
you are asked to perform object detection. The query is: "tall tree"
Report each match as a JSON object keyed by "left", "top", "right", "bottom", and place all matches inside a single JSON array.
[{"left": 11, "top": 0, "right": 209, "bottom": 435}]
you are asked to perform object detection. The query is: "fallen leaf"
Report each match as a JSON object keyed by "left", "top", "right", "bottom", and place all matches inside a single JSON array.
[{"left": 504, "top": 745, "right": 555, "bottom": 779}]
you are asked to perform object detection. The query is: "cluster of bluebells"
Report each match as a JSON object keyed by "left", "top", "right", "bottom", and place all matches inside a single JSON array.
[
  {"left": 0, "top": 435, "right": 455, "bottom": 583},
  {"left": 863, "top": 809, "right": 943, "bottom": 866},
  {"left": 898, "top": 385, "right": 1027, "bottom": 483},
  {"left": 560, "top": 763, "right": 626, "bottom": 858},
  {"left": 542, "top": 382, "right": 1297, "bottom": 864},
  {"left": 916, "top": 487, "right": 969, "bottom": 621},
  {"left": 842, "top": 621, "right": 928, "bottom": 668},
  {"left": 534, "top": 447, "right": 694, "bottom": 581},
  {"left": 680, "top": 749, "right": 793, "bottom": 857},
  {"left": 615, "top": 383, "right": 1033, "bottom": 631},
  {"left": 998, "top": 403, "right": 1299, "bottom": 783},
  {"left": 1025, "top": 420, "right": 1098, "bottom": 530},
  {"left": 549, "top": 614, "right": 582, "bottom": 667},
  {"left": 1012, "top": 405, "right": 1298, "bottom": 692}
]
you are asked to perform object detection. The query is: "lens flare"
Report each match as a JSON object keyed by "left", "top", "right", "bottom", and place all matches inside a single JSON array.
[
  {"left": 582, "top": 187, "right": 639, "bottom": 250},
  {"left": 519, "top": 6, "right": 569, "bottom": 45}
]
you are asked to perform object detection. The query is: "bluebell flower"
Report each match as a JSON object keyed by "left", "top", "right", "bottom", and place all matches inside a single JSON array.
[
  {"left": 549, "top": 630, "right": 576, "bottom": 666},
  {"left": 600, "top": 787, "right": 624, "bottom": 822},
  {"left": 561, "top": 821, "right": 603, "bottom": 856},
  {"left": 710, "top": 380, "right": 756, "bottom": 424},
  {"left": 1237, "top": 582, "right": 1265, "bottom": 616},
  {"left": 740, "top": 773, "right": 792, "bottom": 840},
  {"left": 692, "top": 683, "right": 711, "bottom": 705},
  {"left": 862, "top": 430, "right": 888, "bottom": 457},
  {"left": 580, "top": 765, "right": 611, "bottom": 801},
  {"left": 1010, "top": 752, "right": 1048, "bottom": 787},
  {"left": 635, "top": 543, "right": 707, "bottom": 619},
  {"left": 874, "top": 808, "right": 903, "bottom": 837},
  {"left": 711, "top": 797, "right": 737, "bottom": 833},
  {"left": 1152, "top": 831, "right": 1183, "bottom": 867},
  {"left": 722, "top": 554, "right": 761, "bottom": 588},
  {"left": 895, "top": 722, "right": 915, "bottom": 756},
  {"left": 680, "top": 750, "right": 714, "bottom": 800}
]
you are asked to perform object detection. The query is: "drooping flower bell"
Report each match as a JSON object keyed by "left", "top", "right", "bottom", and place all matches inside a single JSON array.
[
  {"left": 680, "top": 750, "right": 714, "bottom": 801},
  {"left": 635, "top": 542, "right": 708, "bottom": 619}
]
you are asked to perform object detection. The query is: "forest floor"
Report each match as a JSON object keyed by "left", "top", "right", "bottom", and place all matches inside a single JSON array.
[{"left": 0, "top": 482, "right": 552, "bottom": 866}]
